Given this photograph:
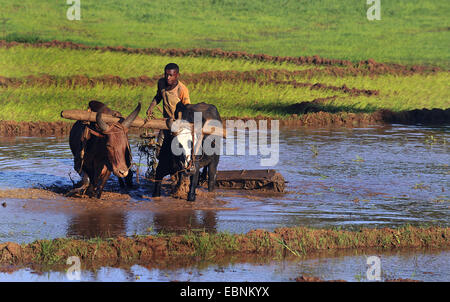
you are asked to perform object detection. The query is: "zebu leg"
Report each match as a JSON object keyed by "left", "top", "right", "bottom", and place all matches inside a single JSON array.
[
  {"left": 198, "top": 166, "right": 208, "bottom": 186},
  {"left": 207, "top": 157, "right": 219, "bottom": 192},
  {"left": 84, "top": 165, "right": 98, "bottom": 198},
  {"left": 153, "top": 165, "right": 165, "bottom": 197},
  {"left": 66, "top": 172, "right": 90, "bottom": 197},
  {"left": 96, "top": 166, "right": 111, "bottom": 199},
  {"left": 187, "top": 162, "right": 200, "bottom": 202},
  {"left": 118, "top": 177, "right": 125, "bottom": 188},
  {"left": 153, "top": 132, "right": 173, "bottom": 197}
]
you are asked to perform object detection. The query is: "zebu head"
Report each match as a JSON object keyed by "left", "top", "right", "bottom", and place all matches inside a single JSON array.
[
  {"left": 95, "top": 103, "right": 141, "bottom": 178},
  {"left": 170, "top": 119, "right": 200, "bottom": 175}
]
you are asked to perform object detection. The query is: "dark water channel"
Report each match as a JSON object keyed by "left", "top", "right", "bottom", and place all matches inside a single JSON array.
[{"left": 0, "top": 124, "right": 448, "bottom": 281}]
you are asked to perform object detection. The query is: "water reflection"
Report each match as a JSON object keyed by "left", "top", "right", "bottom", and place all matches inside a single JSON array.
[
  {"left": 67, "top": 209, "right": 127, "bottom": 239},
  {"left": 153, "top": 210, "right": 217, "bottom": 233},
  {"left": 0, "top": 248, "right": 448, "bottom": 282},
  {"left": 65, "top": 209, "right": 218, "bottom": 239}
]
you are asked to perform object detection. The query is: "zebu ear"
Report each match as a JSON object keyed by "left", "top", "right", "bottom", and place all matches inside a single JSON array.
[
  {"left": 121, "top": 103, "right": 141, "bottom": 128},
  {"left": 96, "top": 112, "right": 110, "bottom": 132}
]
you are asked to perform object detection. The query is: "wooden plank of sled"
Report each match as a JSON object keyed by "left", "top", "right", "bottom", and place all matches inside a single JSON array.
[
  {"left": 215, "top": 169, "right": 285, "bottom": 192},
  {"left": 216, "top": 169, "right": 277, "bottom": 180},
  {"left": 60, "top": 109, "right": 226, "bottom": 137}
]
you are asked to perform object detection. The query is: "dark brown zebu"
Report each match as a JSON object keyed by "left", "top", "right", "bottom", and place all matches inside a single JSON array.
[{"left": 68, "top": 103, "right": 141, "bottom": 198}]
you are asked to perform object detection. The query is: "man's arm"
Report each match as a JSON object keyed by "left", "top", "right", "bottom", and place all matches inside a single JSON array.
[
  {"left": 146, "top": 97, "right": 159, "bottom": 117},
  {"left": 146, "top": 80, "right": 163, "bottom": 116}
]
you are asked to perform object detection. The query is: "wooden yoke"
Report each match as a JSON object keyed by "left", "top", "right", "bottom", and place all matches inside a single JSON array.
[
  {"left": 61, "top": 109, "right": 227, "bottom": 138},
  {"left": 61, "top": 109, "right": 170, "bottom": 129}
]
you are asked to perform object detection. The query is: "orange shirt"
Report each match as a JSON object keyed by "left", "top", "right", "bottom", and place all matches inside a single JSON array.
[{"left": 154, "top": 79, "right": 190, "bottom": 118}]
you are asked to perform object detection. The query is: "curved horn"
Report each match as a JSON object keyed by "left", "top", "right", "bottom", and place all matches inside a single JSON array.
[
  {"left": 96, "top": 112, "right": 109, "bottom": 132},
  {"left": 121, "top": 103, "right": 142, "bottom": 128}
]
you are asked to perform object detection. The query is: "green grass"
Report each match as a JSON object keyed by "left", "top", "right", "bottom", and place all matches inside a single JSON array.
[
  {"left": 2, "top": 226, "right": 449, "bottom": 266},
  {"left": 0, "top": 81, "right": 341, "bottom": 121},
  {"left": 297, "top": 73, "right": 450, "bottom": 112},
  {"left": 0, "top": 46, "right": 448, "bottom": 121},
  {"left": 1, "top": 70, "right": 448, "bottom": 121},
  {"left": 0, "top": 0, "right": 448, "bottom": 122},
  {"left": 0, "top": 46, "right": 311, "bottom": 78},
  {"left": 0, "top": 0, "right": 449, "bottom": 67}
]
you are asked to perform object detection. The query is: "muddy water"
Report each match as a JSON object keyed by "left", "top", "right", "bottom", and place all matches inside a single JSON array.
[
  {"left": 0, "top": 249, "right": 448, "bottom": 282},
  {"left": 0, "top": 125, "right": 449, "bottom": 243},
  {"left": 0, "top": 125, "right": 449, "bottom": 281}
]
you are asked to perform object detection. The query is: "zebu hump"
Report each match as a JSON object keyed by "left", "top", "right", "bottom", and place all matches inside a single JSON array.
[{"left": 180, "top": 102, "right": 221, "bottom": 124}]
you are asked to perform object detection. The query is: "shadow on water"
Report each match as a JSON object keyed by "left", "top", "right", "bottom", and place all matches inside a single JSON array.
[
  {"left": 253, "top": 100, "right": 380, "bottom": 115},
  {"left": 253, "top": 101, "right": 450, "bottom": 126}
]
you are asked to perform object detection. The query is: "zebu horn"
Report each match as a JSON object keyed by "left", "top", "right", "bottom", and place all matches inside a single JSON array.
[
  {"left": 121, "top": 103, "right": 142, "bottom": 128},
  {"left": 96, "top": 112, "right": 110, "bottom": 132}
]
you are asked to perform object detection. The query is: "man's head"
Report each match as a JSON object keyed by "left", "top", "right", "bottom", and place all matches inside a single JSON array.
[{"left": 164, "top": 63, "right": 180, "bottom": 87}]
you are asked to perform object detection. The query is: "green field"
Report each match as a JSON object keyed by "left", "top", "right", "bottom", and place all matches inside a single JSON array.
[
  {"left": 0, "top": 45, "right": 448, "bottom": 121},
  {"left": 0, "top": 0, "right": 449, "bottom": 67},
  {"left": 0, "top": 0, "right": 448, "bottom": 122}
]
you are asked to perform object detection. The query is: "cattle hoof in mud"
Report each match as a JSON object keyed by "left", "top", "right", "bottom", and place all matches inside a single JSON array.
[
  {"left": 152, "top": 183, "right": 161, "bottom": 197},
  {"left": 66, "top": 182, "right": 89, "bottom": 197},
  {"left": 187, "top": 192, "right": 196, "bottom": 202}
]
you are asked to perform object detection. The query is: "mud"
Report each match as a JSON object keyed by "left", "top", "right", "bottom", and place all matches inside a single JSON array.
[
  {"left": 0, "top": 188, "right": 130, "bottom": 203},
  {"left": 384, "top": 278, "right": 422, "bottom": 282},
  {"left": 0, "top": 120, "right": 149, "bottom": 137},
  {"left": 229, "top": 108, "right": 449, "bottom": 128},
  {"left": 0, "top": 186, "right": 232, "bottom": 213},
  {"left": 0, "top": 40, "right": 442, "bottom": 74},
  {"left": 295, "top": 275, "right": 421, "bottom": 282},
  {"left": 168, "top": 175, "right": 216, "bottom": 200},
  {"left": 0, "top": 120, "right": 73, "bottom": 136},
  {"left": 0, "top": 225, "right": 447, "bottom": 268},
  {"left": 375, "top": 108, "right": 450, "bottom": 125},
  {"left": 295, "top": 275, "right": 347, "bottom": 282},
  {"left": 0, "top": 70, "right": 380, "bottom": 97}
]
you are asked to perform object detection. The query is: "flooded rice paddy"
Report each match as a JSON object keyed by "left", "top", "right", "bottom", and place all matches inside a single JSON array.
[{"left": 0, "top": 124, "right": 448, "bottom": 281}]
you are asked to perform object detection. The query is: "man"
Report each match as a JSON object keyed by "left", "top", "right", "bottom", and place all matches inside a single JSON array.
[{"left": 146, "top": 63, "right": 191, "bottom": 155}]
